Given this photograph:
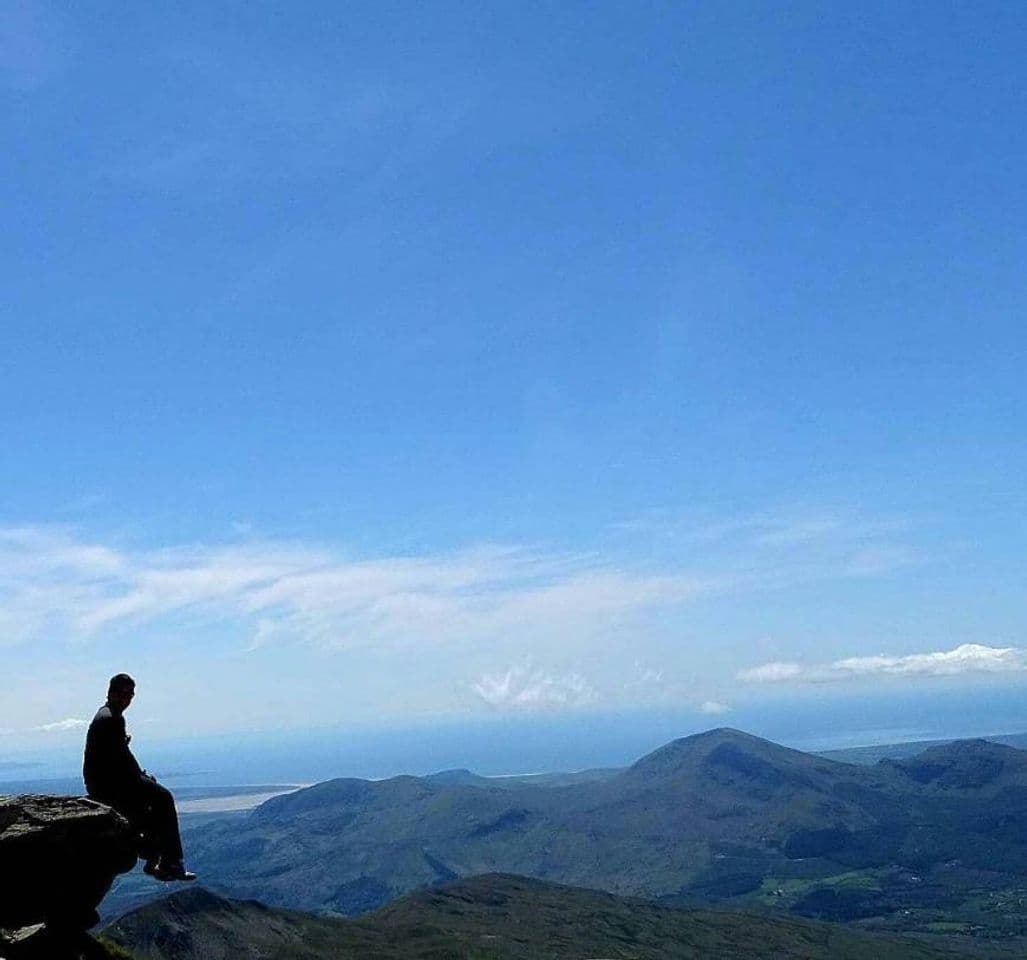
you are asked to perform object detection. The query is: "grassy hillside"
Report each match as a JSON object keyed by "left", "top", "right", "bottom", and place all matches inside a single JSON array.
[{"left": 105, "top": 874, "right": 975, "bottom": 960}]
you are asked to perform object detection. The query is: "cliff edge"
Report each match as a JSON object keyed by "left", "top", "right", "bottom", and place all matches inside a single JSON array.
[{"left": 0, "top": 794, "right": 136, "bottom": 959}]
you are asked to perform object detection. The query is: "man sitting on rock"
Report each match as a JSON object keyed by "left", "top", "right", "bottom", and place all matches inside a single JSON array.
[{"left": 83, "top": 673, "right": 196, "bottom": 883}]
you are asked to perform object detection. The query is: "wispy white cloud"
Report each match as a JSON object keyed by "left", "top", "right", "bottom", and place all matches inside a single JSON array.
[
  {"left": 0, "top": 717, "right": 88, "bottom": 738},
  {"left": 608, "top": 509, "right": 918, "bottom": 592},
  {"left": 0, "top": 512, "right": 921, "bottom": 662},
  {"left": 739, "top": 643, "right": 1027, "bottom": 684},
  {"left": 624, "top": 663, "right": 664, "bottom": 689},
  {"left": 751, "top": 517, "right": 843, "bottom": 546},
  {"left": 0, "top": 527, "right": 714, "bottom": 655},
  {"left": 699, "top": 700, "right": 731, "bottom": 715},
  {"left": 737, "top": 661, "right": 804, "bottom": 683},
  {"left": 845, "top": 546, "right": 919, "bottom": 577},
  {"left": 34, "top": 717, "right": 87, "bottom": 733},
  {"left": 472, "top": 665, "right": 598, "bottom": 710}
]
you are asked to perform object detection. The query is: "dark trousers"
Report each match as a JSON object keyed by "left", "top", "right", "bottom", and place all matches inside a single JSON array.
[{"left": 97, "top": 777, "right": 184, "bottom": 866}]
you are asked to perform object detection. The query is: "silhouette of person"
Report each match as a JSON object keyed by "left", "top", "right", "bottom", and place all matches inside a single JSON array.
[{"left": 83, "top": 673, "right": 196, "bottom": 882}]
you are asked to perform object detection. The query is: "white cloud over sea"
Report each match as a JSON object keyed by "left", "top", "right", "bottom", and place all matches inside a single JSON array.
[
  {"left": 33, "top": 717, "right": 87, "bottom": 733},
  {"left": 700, "top": 700, "right": 731, "bottom": 715},
  {"left": 472, "top": 665, "right": 598, "bottom": 709},
  {"left": 738, "top": 643, "right": 1027, "bottom": 684}
]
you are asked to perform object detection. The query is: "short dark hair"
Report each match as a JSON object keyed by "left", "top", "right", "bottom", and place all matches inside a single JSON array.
[{"left": 108, "top": 673, "right": 136, "bottom": 697}]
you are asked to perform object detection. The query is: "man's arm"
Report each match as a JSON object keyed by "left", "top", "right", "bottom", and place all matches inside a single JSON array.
[{"left": 114, "top": 714, "right": 145, "bottom": 779}]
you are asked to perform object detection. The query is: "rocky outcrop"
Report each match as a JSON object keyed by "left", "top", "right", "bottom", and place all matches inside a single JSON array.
[{"left": 0, "top": 794, "right": 137, "bottom": 956}]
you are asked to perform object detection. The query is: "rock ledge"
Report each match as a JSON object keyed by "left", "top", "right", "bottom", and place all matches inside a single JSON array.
[{"left": 1, "top": 794, "right": 136, "bottom": 953}]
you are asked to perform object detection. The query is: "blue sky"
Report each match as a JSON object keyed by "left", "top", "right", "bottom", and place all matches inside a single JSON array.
[{"left": 2, "top": 2, "right": 1027, "bottom": 752}]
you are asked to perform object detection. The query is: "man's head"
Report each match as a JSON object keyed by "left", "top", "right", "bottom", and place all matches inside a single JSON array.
[{"left": 107, "top": 673, "right": 136, "bottom": 712}]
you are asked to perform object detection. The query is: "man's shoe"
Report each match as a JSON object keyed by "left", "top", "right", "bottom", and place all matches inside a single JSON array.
[
  {"left": 143, "top": 857, "right": 161, "bottom": 877},
  {"left": 154, "top": 861, "right": 197, "bottom": 882}
]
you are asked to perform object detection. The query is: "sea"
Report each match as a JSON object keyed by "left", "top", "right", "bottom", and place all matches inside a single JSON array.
[{"left": 6, "top": 682, "right": 1027, "bottom": 811}]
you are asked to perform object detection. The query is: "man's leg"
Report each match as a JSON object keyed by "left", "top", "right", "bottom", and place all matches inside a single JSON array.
[
  {"left": 94, "top": 790, "right": 154, "bottom": 863},
  {"left": 134, "top": 778, "right": 184, "bottom": 866}
]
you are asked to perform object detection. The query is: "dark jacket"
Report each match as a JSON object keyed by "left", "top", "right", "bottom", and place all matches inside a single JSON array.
[{"left": 83, "top": 703, "right": 144, "bottom": 801}]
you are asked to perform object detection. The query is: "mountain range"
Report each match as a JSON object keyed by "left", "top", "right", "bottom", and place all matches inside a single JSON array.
[{"left": 168, "top": 727, "right": 1027, "bottom": 948}]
